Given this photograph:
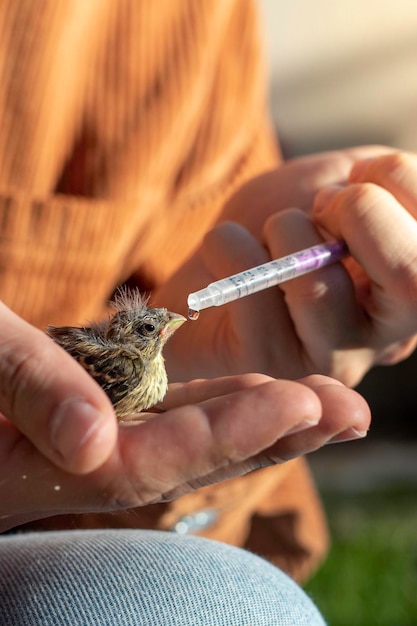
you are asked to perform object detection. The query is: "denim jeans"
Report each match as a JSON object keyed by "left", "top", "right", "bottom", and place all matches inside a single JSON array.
[{"left": 0, "top": 529, "right": 326, "bottom": 625}]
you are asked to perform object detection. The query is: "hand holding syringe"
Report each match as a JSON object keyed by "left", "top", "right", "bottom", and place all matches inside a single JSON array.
[{"left": 187, "top": 240, "right": 348, "bottom": 319}]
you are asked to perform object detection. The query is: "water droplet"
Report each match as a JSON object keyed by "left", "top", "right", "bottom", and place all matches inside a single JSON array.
[
  {"left": 188, "top": 308, "right": 200, "bottom": 321},
  {"left": 21, "top": 474, "right": 27, "bottom": 480},
  {"left": 54, "top": 485, "right": 61, "bottom": 491}
]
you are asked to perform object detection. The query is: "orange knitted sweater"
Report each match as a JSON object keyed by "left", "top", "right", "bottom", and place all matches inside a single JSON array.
[{"left": 0, "top": 1, "right": 328, "bottom": 581}]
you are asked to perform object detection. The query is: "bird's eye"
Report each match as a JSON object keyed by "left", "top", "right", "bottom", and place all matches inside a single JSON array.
[{"left": 142, "top": 323, "right": 156, "bottom": 335}]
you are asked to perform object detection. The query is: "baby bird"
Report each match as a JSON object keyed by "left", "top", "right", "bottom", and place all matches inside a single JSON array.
[{"left": 47, "top": 289, "right": 186, "bottom": 419}]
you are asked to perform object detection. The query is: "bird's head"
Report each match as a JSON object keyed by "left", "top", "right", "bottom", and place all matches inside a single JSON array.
[{"left": 105, "top": 290, "right": 186, "bottom": 361}]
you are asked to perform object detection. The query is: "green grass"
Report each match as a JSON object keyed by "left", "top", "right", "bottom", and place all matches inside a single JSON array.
[{"left": 304, "top": 487, "right": 417, "bottom": 626}]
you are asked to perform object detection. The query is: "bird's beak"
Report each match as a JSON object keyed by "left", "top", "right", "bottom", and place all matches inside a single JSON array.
[{"left": 160, "top": 311, "right": 187, "bottom": 339}]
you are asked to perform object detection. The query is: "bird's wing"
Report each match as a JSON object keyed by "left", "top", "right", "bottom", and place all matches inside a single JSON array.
[{"left": 47, "top": 325, "right": 143, "bottom": 406}]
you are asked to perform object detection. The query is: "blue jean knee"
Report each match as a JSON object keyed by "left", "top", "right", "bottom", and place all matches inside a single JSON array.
[{"left": 0, "top": 529, "right": 326, "bottom": 625}]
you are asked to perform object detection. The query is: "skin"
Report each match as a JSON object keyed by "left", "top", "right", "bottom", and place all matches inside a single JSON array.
[
  {"left": 3, "top": 145, "right": 417, "bottom": 531},
  {"left": 0, "top": 300, "right": 370, "bottom": 531},
  {"left": 160, "top": 146, "right": 416, "bottom": 388}
]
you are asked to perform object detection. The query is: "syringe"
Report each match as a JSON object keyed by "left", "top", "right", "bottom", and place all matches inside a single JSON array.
[{"left": 187, "top": 240, "right": 348, "bottom": 319}]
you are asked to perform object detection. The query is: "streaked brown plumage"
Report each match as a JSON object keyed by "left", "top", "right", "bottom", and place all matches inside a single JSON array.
[{"left": 47, "top": 289, "right": 186, "bottom": 419}]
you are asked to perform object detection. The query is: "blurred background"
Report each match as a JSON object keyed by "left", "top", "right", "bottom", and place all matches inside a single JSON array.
[
  {"left": 258, "top": 1, "right": 417, "bottom": 623},
  {"left": 261, "top": 0, "right": 417, "bottom": 155}
]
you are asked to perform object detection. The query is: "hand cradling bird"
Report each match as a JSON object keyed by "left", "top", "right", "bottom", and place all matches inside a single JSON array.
[{"left": 47, "top": 289, "right": 186, "bottom": 419}]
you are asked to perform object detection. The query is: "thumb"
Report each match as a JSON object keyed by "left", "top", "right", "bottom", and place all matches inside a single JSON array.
[
  {"left": 201, "top": 220, "right": 290, "bottom": 329},
  {"left": 202, "top": 221, "right": 270, "bottom": 279},
  {"left": 0, "top": 302, "right": 117, "bottom": 474}
]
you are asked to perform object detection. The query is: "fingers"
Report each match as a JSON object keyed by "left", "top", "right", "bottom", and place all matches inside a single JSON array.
[
  {"left": 312, "top": 153, "right": 417, "bottom": 345},
  {"left": 200, "top": 222, "right": 302, "bottom": 375},
  {"left": 0, "top": 302, "right": 117, "bottom": 475},
  {"left": 165, "top": 220, "right": 299, "bottom": 380},
  {"left": 314, "top": 152, "right": 417, "bottom": 288},
  {"left": 313, "top": 186, "right": 417, "bottom": 294},
  {"left": 162, "top": 373, "right": 276, "bottom": 409},
  {"left": 263, "top": 208, "right": 372, "bottom": 381},
  {"left": 265, "top": 377, "right": 370, "bottom": 464},
  {"left": 349, "top": 151, "right": 417, "bottom": 215},
  {"left": 201, "top": 220, "right": 270, "bottom": 278},
  {"left": 120, "top": 378, "right": 320, "bottom": 502},
  {"left": 119, "top": 375, "right": 370, "bottom": 502},
  {"left": 0, "top": 374, "right": 371, "bottom": 527}
]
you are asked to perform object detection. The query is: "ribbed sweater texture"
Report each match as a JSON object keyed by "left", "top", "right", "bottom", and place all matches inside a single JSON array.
[{"left": 0, "top": 0, "right": 278, "bottom": 327}]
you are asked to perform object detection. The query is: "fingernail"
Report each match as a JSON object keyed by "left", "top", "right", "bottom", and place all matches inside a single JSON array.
[
  {"left": 51, "top": 398, "right": 104, "bottom": 463},
  {"left": 286, "top": 418, "right": 320, "bottom": 436},
  {"left": 326, "top": 427, "right": 368, "bottom": 445}
]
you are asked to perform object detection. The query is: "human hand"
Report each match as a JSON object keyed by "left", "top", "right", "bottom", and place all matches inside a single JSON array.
[
  {"left": 220, "top": 145, "right": 395, "bottom": 239},
  {"left": 158, "top": 146, "right": 398, "bottom": 383},
  {"left": 310, "top": 150, "right": 417, "bottom": 381},
  {"left": 0, "top": 301, "right": 118, "bottom": 478},
  {"left": 1, "top": 362, "right": 370, "bottom": 531}
]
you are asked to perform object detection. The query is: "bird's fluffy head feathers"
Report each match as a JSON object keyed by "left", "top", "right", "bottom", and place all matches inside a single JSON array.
[
  {"left": 110, "top": 286, "right": 150, "bottom": 314},
  {"left": 105, "top": 287, "right": 180, "bottom": 360}
]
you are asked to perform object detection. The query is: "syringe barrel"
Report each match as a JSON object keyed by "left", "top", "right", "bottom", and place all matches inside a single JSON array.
[
  {"left": 187, "top": 259, "right": 294, "bottom": 311},
  {"left": 187, "top": 241, "right": 348, "bottom": 311}
]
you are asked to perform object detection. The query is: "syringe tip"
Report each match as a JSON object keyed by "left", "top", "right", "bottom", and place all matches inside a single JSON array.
[{"left": 187, "top": 292, "right": 201, "bottom": 311}]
